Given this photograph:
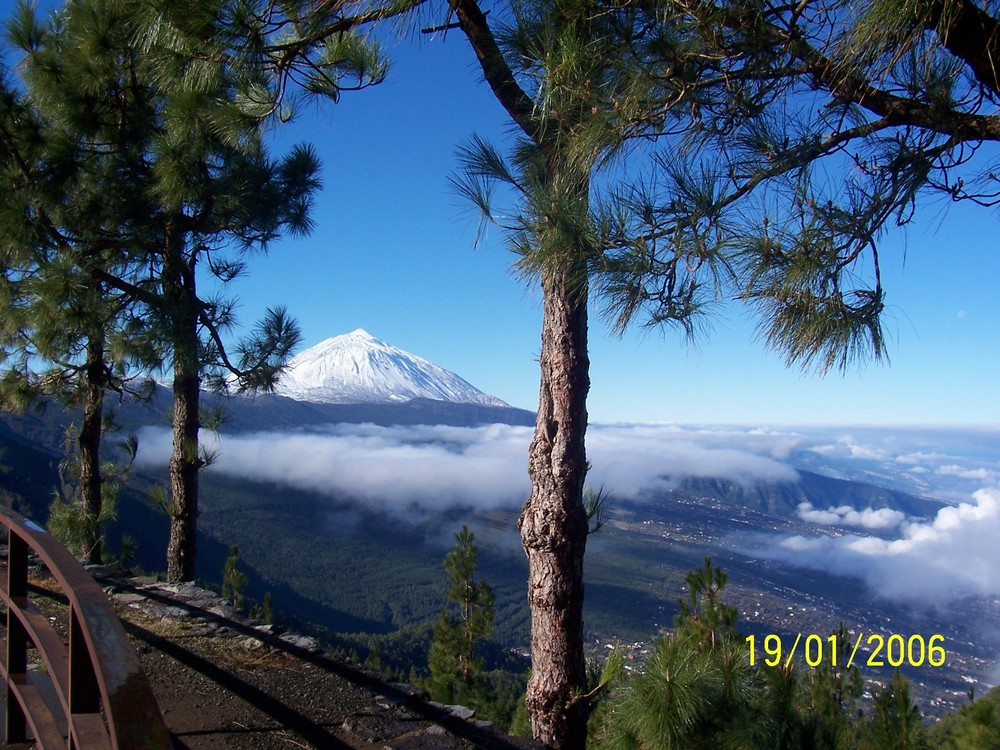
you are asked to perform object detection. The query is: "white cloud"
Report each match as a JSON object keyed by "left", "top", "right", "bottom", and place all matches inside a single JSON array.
[
  {"left": 137, "top": 423, "right": 531, "bottom": 511},
  {"left": 782, "top": 426, "right": 1000, "bottom": 502},
  {"left": 809, "top": 435, "right": 890, "bottom": 461},
  {"left": 135, "top": 422, "right": 800, "bottom": 511},
  {"left": 796, "top": 502, "right": 906, "bottom": 530},
  {"left": 936, "top": 464, "right": 998, "bottom": 482},
  {"left": 585, "top": 425, "right": 799, "bottom": 496},
  {"left": 134, "top": 421, "right": 1000, "bottom": 606},
  {"left": 763, "top": 489, "right": 1000, "bottom": 604},
  {"left": 895, "top": 451, "right": 951, "bottom": 465}
]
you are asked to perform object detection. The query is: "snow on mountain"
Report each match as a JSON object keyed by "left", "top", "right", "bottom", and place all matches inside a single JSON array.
[{"left": 275, "top": 329, "right": 509, "bottom": 407}]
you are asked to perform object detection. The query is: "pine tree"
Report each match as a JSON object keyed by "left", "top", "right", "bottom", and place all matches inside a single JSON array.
[
  {"left": 221, "top": 545, "right": 248, "bottom": 608},
  {"left": 428, "top": 611, "right": 464, "bottom": 704},
  {"left": 427, "top": 525, "right": 494, "bottom": 707},
  {"left": 96, "top": 0, "right": 410, "bottom": 584},
  {"left": 442, "top": 4, "right": 724, "bottom": 744},
  {"left": 1, "top": 2, "right": 159, "bottom": 562},
  {"left": 598, "top": 559, "right": 755, "bottom": 750},
  {"left": 2, "top": 0, "right": 316, "bottom": 580},
  {"left": 674, "top": 558, "right": 739, "bottom": 651},
  {"left": 797, "top": 623, "right": 863, "bottom": 750},
  {"left": 262, "top": 591, "right": 274, "bottom": 624},
  {"left": 443, "top": 0, "right": 999, "bottom": 734},
  {"left": 860, "top": 671, "right": 926, "bottom": 750}
]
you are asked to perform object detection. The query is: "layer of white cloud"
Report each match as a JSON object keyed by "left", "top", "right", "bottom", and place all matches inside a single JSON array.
[
  {"left": 137, "top": 423, "right": 529, "bottom": 511},
  {"left": 783, "top": 425, "right": 1000, "bottom": 502},
  {"left": 936, "top": 464, "right": 998, "bottom": 482},
  {"left": 764, "top": 488, "right": 1000, "bottom": 603},
  {"left": 133, "top": 421, "right": 1000, "bottom": 606},
  {"left": 796, "top": 501, "right": 906, "bottom": 530},
  {"left": 134, "top": 422, "right": 800, "bottom": 511}
]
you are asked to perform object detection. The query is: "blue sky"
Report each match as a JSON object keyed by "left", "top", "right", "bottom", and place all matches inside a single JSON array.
[
  {"left": 8, "top": 5, "right": 998, "bottom": 424},
  {"left": 227, "top": 30, "right": 1000, "bottom": 425}
]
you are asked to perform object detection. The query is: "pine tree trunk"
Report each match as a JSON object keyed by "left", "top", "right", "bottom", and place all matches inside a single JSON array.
[
  {"left": 78, "top": 333, "right": 106, "bottom": 565},
  {"left": 519, "top": 263, "right": 591, "bottom": 750},
  {"left": 166, "top": 320, "right": 201, "bottom": 581},
  {"left": 165, "top": 234, "right": 201, "bottom": 582}
]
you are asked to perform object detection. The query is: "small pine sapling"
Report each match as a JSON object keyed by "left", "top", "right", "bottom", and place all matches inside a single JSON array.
[{"left": 221, "top": 545, "right": 248, "bottom": 609}]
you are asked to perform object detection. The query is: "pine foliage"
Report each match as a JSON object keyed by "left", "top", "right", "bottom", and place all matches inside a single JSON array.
[
  {"left": 427, "top": 525, "right": 495, "bottom": 707},
  {"left": 597, "top": 560, "right": 926, "bottom": 750},
  {"left": 651, "top": 0, "right": 1000, "bottom": 372},
  {"left": 927, "top": 685, "right": 1000, "bottom": 750},
  {"left": 859, "top": 671, "right": 926, "bottom": 750},
  {"left": 599, "top": 558, "right": 754, "bottom": 749},
  {"left": 0, "top": 0, "right": 330, "bottom": 579},
  {"left": 221, "top": 545, "right": 248, "bottom": 608}
]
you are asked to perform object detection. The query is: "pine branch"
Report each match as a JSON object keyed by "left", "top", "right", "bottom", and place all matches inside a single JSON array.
[{"left": 449, "top": 0, "right": 544, "bottom": 142}]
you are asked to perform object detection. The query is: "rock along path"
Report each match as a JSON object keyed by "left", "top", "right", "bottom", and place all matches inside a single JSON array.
[{"left": 37, "top": 567, "right": 542, "bottom": 750}]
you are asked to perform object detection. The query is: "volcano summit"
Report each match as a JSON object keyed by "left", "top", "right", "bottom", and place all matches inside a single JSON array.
[{"left": 274, "top": 329, "right": 509, "bottom": 407}]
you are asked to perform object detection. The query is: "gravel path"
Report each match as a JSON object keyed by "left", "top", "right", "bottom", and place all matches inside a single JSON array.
[
  {"left": 5, "top": 568, "right": 540, "bottom": 750},
  {"left": 114, "top": 580, "right": 540, "bottom": 750}
]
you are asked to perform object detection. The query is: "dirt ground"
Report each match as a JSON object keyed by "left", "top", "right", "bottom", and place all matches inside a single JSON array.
[
  {"left": 2, "top": 570, "right": 539, "bottom": 750},
  {"left": 123, "top": 592, "right": 544, "bottom": 750},
  {"left": 126, "top": 604, "right": 388, "bottom": 750}
]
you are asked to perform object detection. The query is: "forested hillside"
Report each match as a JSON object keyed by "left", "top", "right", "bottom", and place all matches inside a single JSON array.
[{"left": 4, "top": 0, "right": 1000, "bottom": 746}]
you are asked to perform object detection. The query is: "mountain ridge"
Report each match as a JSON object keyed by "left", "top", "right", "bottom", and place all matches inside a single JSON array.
[
  {"left": 668, "top": 470, "right": 944, "bottom": 519},
  {"left": 275, "top": 329, "right": 510, "bottom": 408}
]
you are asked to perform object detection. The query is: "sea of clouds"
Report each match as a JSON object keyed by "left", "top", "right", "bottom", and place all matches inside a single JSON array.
[
  {"left": 134, "top": 422, "right": 1000, "bottom": 606},
  {"left": 135, "top": 422, "right": 801, "bottom": 510},
  {"left": 745, "top": 426, "right": 1000, "bottom": 604},
  {"left": 764, "top": 488, "right": 1000, "bottom": 604}
]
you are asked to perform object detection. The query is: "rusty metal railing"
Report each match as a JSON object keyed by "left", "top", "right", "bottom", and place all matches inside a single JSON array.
[{"left": 0, "top": 505, "right": 172, "bottom": 749}]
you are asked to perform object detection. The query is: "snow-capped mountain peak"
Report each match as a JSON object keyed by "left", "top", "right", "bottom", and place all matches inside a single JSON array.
[{"left": 275, "top": 330, "right": 509, "bottom": 407}]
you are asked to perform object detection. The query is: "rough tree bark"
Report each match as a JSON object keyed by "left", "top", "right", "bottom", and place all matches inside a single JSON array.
[
  {"left": 448, "top": 0, "right": 596, "bottom": 744},
  {"left": 78, "top": 332, "right": 106, "bottom": 565},
  {"left": 164, "top": 233, "right": 202, "bottom": 582},
  {"left": 518, "top": 262, "right": 591, "bottom": 749},
  {"left": 166, "top": 340, "right": 200, "bottom": 582}
]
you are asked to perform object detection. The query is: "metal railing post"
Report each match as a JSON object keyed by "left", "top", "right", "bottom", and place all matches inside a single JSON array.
[
  {"left": 68, "top": 606, "right": 101, "bottom": 750},
  {"left": 5, "top": 529, "right": 28, "bottom": 743},
  {"left": 0, "top": 508, "right": 172, "bottom": 749}
]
